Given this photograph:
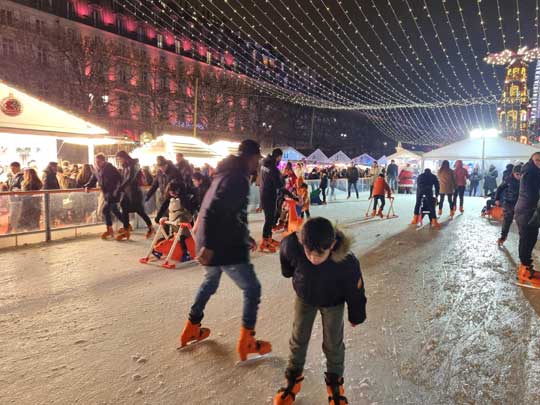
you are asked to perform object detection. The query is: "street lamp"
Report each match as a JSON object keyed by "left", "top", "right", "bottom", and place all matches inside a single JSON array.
[{"left": 470, "top": 128, "right": 499, "bottom": 174}]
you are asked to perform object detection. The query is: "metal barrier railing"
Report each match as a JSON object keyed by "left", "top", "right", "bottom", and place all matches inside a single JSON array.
[{"left": 0, "top": 179, "right": 376, "bottom": 246}]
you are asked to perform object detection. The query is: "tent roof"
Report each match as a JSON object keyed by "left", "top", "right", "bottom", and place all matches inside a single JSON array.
[
  {"left": 280, "top": 146, "right": 306, "bottom": 161},
  {"left": 328, "top": 150, "right": 351, "bottom": 164},
  {"left": 352, "top": 153, "right": 375, "bottom": 164},
  {"left": 306, "top": 148, "right": 330, "bottom": 163},
  {"left": 0, "top": 81, "right": 108, "bottom": 137},
  {"left": 387, "top": 148, "right": 422, "bottom": 161},
  {"left": 422, "top": 137, "right": 539, "bottom": 161}
]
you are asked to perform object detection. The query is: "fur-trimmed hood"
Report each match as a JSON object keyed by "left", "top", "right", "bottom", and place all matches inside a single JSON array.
[{"left": 331, "top": 229, "right": 353, "bottom": 263}]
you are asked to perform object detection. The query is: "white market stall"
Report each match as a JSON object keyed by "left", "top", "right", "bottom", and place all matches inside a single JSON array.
[
  {"left": 352, "top": 153, "right": 376, "bottom": 166},
  {"left": 280, "top": 146, "right": 306, "bottom": 162},
  {"left": 386, "top": 143, "right": 422, "bottom": 169},
  {"left": 131, "top": 134, "right": 224, "bottom": 168},
  {"left": 422, "top": 136, "right": 538, "bottom": 181},
  {"left": 377, "top": 155, "right": 388, "bottom": 166},
  {"left": 306, "top": 148, "right": 330, "bottom": 165},
  {"left": 0, "top": 81, "right": 112, "bottom": 174},
  {"left": 328, "top": 150, "right": 351, "bottom": 166}
]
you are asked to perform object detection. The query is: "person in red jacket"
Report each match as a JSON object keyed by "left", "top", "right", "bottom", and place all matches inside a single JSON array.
[
  {"left": 398, "top": 163, "right": 414, "bottom": 194},
  {"left": 371, "top": 174, "right": 392, "bottom": 218},
  {"left": 453, "top": 160, "right": 469, "bottom": 213}
]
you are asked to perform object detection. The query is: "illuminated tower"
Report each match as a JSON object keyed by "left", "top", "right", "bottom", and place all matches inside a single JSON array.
[
  {"left": 485, "top": 47, "right": 540, "bottom": 144},
  {"left": 531, "top": 60, "right": 540, "bottom": 139}
]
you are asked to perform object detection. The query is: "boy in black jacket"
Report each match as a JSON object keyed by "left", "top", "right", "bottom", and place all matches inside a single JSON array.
[
  {"left": 274, "top": 217, "right": 367, "bottom": 405},
  {"left": 495, "top": 164, "right": 522, "bottom": 245}
]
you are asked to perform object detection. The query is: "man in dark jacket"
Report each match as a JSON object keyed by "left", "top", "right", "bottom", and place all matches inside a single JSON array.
[
  {"left": 84, "top": 153, "right": 122, "bottom": 239},
  {"left": 386, "top": 159, "right": 398, "bottom": 192},
  {"left": 274, "top": 217, "right": 366, "bottom": 405},
  {"left": 192, "top": 172, "right": 211, "bottom": 212},
  {"left": 346, "top": 163, "right": 360, "bottom": 199},
  {"left": 514, "top": 153, "right": 540, "bottom": 286},
  {"left": 411, "top": 168, "right": 440, "bottom": 229},
  {"left": 42, "top": 162, "right": 60, "bottom": 190},
  {"left": 7, "top": 161, "right": 23, "bottom": 191},
  {"left": 495, "top": 164, "right": 522, "bottom": 245},
  {"left": 146, "top": 156, "right": 183, "bottom": 223},
  {"left": 179, "top": 139, "right": 272, "bottom": 362},
  {"left": 176, "top": 153, "right": 193, "bottom": 184},
  {"left": 259, "top": 148, "right": 286, "bottom": 252}
]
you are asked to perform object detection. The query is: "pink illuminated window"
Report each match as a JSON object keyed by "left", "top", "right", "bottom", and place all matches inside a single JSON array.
[
  {"left": 182, "top": 38, "right": 192, "bottom": 52},
  {"left": 76, "top": 0, "right": 90, "bottom": 17},
  {"left": 124, "top": 17, "right": 136, "bottom": 32},
  {"left": 102, "top": 9, "right": 115, "bottom": 25},
  {"left": 224, "top": 52, "right": 234, "bottom": 66}
]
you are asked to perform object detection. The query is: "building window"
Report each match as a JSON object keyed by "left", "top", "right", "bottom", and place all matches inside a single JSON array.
[
  {"left": 157, "top": 34, "right": 163, "bottom": 49},
  {"left": 137, "top": 26, "right": 144, "bottom": 41},
  {"left": 175, "top": 39, "right": 181, "bottom": 54},
  {"left": 1, "top": 38, "right": 15, "bottom": 57},
  {"left": 0, "top": 9, "right": 14, "bottom": 26},
  {"left": 119, "top": 94, "right": 129, "bottom": 117},
  {"left": 116, "top": 18, "right": 122, "bottom": 34},
  {"left": 206, "top": 51, "right": 212, "bottom": 64},
  {"left": 159, "top": 76, "right": 167, "bottom": 90}
]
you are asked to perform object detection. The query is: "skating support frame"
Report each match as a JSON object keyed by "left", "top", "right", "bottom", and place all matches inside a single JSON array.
[{"left": 139, "top": 220, "right": 194, "bottom": 269}]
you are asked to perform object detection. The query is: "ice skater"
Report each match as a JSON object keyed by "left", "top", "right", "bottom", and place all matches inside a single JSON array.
[
  {"left": 494, "top": 164, "right": 522, "bottom": 246},
  {"left": 371, "top": 173, "right": 392, "bottom": 218},
  {"left": 514, "top": 153, "right": 540, "bottom": 287},
  {"left": 437, "top": 160, "right": 456, "bottom": 218},
  {"left": 179, "top": 140, "right": 272, "bottom": 361},
  {"left": 411, "top": 168, "right": 440, "bottom": 229},
  {"left": 273, "top": 217, "right": 366, "bottom": 405},
  {"left": 453, "top": 160, "right": 469, "bottom": 213}
]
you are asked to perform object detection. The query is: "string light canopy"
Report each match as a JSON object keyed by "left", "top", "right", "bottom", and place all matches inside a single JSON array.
[{"left": 115, "top": 0, "right": 540, "bottom": 145}]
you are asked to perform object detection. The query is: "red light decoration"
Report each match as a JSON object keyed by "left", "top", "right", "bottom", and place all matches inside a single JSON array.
[
  {"left": 101, "top": 9, "right": 115, "bottom": 25},
  {"left": 182, "top": 38, "right": 192, "bottom": 52},
  {"left": 75, "top": 0, "right": 90, "bottom": 17},
  {"left": 197, "top": 43, "right": 207, "bottom": 57},
  {"left": 84, "top": 65, "right": 91, "bottom": 76},
  {"left": 164, "top": 32, "right": 174, "bottom": 47},
  {"left": 108, "top": 67, "right": 115, "bottom": 81},
  {"left": 124, "top": 17, "right": 137, "bottom": 32},
  {"left": 224, "top": 52, "right": 234, "bottom": 66},
  {"left": 145, "top": 24, "right": 156, "bottom": 40},
  {"left": 186, "top": 86, "right": 193, "bottom": 97}
]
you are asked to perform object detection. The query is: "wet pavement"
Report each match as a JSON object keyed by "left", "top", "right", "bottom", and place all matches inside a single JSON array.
[{"left": 1, "top": 194, "right": 539, "bottom": 404}]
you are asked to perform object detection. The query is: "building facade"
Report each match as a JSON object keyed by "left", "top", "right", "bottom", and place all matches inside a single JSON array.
[{"left": 0, "top": 0, "right": 297, "bottom": 142}]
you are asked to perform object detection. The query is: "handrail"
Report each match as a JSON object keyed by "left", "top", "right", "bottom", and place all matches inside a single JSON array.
[{"left": 0, "top": 188, "right": 100, "bottom": 196}]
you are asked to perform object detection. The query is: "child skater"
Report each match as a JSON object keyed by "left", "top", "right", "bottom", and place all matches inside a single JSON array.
[
  {"left": 371, "top": 173, "right": 392, "bottom": 218},
  {"left": 297, "top": 182, "right": 311, "bottom": 218},
  {"left": 273, "top": 217, "right": 367, "bottom": 405}
]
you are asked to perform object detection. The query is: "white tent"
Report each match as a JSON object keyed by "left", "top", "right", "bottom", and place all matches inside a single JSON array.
[
  {"left": 0, "top": 81, "right": 111, "bottom": 169},
  {"left": 422, "top": 137, "right": 538, "bottom": 180},
  {"left": 386, "top": 143, "right": 422, "bottom": 167},
  {"left": 377, "top": 155, "right": 388, "bottom": 166},
  {"left": 352, "top": 153, "right": 376, "bottom": 166},
  {"left": 306, "top": 148, "right": 330, "bottom": 164},
  {"left": 328, "top": 150, "right": 351, "bottom": 165},
  {"left": 281, "top": 146, "right": 306, "bottom": 162}
]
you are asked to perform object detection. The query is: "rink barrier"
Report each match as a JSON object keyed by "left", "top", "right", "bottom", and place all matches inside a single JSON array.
[{"left": 0, "top": 179, "right": 376, "bottom": 248}]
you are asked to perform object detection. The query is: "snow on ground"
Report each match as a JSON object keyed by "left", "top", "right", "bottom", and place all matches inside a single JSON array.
[{"left": 2, "top": 193, "right": 540, "bottom": 404}]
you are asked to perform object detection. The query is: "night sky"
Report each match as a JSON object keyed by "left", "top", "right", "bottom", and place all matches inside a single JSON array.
[{"left": 137, "top": 0, "right": 540, "bottom": 144}]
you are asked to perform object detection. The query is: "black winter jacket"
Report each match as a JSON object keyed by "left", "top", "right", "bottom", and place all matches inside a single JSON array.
[
  {"left": 85, "top": 162, "right": 122, "bottom": 202},
  {"left": 515, "top": 160, "right": 540, "bottom": 218},
  {"left": 195, "top": 155, "right": 252, "bottom": 266},
  {"left": 260, "top": 155, "right": 285, "bottom": 208},
  {"left": 118, "top": 159, "right": 144, "bottom": 212},
  {"left": 386, "top": 163, "right": 398, "bottom": 178},
  {"left": 416, "top": 169, "right": 440, "bottom": 197},
  {"left": 280, "top": 231, "right": 367, "bottom": 325},
  {"left": 146, "top": 162, "right": 181, "bottom": 200},
  {"left": 7, "top": 172, "right": 23, "bottom": 191},
  {"left": 495, "top": 175, "right": 520, "bottom": 206},
  {"left": 42, "top": 169, "right": 60, "bottom": 190},
  {"left": 347, "top": 166, "right": 359, "bottom": 182},
  {"left": 484, "top": 168, "right": 498, "bottom": 190}
]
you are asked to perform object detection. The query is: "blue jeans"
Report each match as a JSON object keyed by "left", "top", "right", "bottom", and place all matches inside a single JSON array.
[{"left": 189, "top": 263, "right": 261, "bottom": 329}]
